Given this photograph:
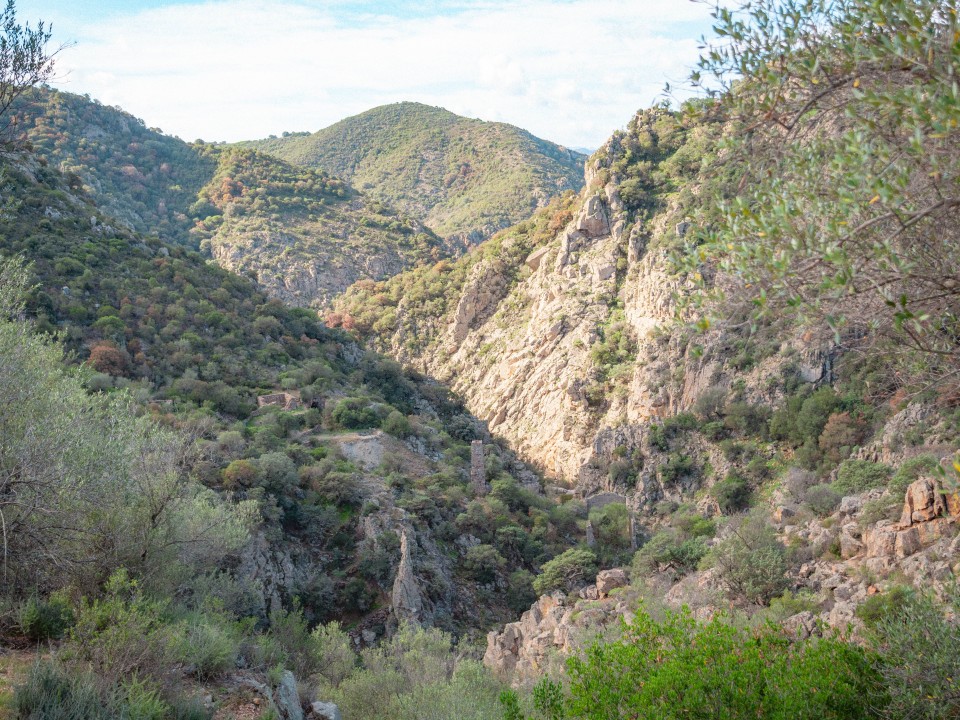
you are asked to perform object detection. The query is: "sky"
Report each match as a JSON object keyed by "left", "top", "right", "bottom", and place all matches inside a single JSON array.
[{"left": 18, "top": 0, "right": 718, "bottom": 150}]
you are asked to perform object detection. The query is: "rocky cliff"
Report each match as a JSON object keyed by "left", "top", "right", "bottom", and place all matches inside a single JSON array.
[{"left": 335, "top": 107, "right": 791, "bottom": 492}]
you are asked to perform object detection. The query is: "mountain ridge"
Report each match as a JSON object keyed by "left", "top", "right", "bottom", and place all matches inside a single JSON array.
[{"left": 242, "top": 101, "right": 587, "bottom": 247}]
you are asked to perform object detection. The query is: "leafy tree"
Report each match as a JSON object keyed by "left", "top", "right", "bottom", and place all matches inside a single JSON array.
[
  {"left": 463, "top": 544, "right": 506, "bottom": 582},
  {"left": 684, "top": 0, "right": 960, "bottom": 391},
  {"left": 709, "top": 512, "right": 789, "bottom": 605},
  {"left": 870, "top": 589, "right": 960, "bottom": 720},
  {"left": 533, "top": 548, "right": 598, "bottom": 595},
  {"left": 0, "top": 256, "right": 251, "bottom": 595},
  {"left": 0, "top": 0, "right": 56, "bottom": 140}
]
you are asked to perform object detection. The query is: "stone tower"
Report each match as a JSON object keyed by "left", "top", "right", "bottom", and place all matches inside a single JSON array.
[{"left": 470, "top": 440, "right": 488, "bottom": 495}]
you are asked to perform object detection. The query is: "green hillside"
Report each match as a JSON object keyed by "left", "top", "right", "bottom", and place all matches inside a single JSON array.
[
  {"left": 0, "top": 147, "right": 574, "bottom": 637},
  {"left": 12, "top": 86, "right": 215, "bottom": 245},
  {"left": 12, "top": 89, "right": 447, "bottom": 305},
  {"left": 191, "top": 146, "right": 444, "bottom": 307},
  {"left": 243, "top": 102, "right": 586, "bottom": 245}
]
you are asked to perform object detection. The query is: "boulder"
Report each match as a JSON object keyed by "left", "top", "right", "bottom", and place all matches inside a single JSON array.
[
  {"left": 309, "top": 701, "right": 341, "bottom": 720},
  {"left": 781, "top": 611, "right": 819, "bottom": 640},
  {"left": 838, "top": 496, "right": 863, "bottom": 516},
  {"left": 525, "top": 246, "right": 551, "bottom": 272},
  {"left": 839, "top": 526, "right": 863, "bottom": 559},
  {"left": 594, "top": 264, "right": 616, "bottom": 282},
  {"left": 578, "top": 584, "right": 599, "bottom": 601},
  {"left": 596, "top": 569, "right": 628, "bottom": 597},
  {"left": 899, "top": 477, "right": 950, "bottom": 527},
  {"left": 773, "top": 506, "right": 795, "bottom": 524},
  {"left": 276, "top": 671, "right": 303, "bottom": 720}
]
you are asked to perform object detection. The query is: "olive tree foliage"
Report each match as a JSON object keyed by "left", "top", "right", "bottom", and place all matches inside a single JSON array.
[
  {"left": 0, "top": 0, "right": 58, "bottom": 140},
  {"left": 681, "top": 0, "right": 960, "bottom": 392},
  {"left": 0, "top": 256, "right": 254, "bottom": 596}
]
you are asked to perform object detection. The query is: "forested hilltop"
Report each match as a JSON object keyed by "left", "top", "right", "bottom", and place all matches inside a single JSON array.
[
  {"left": 12, "top": 88, "right": 446, "bottom": 306},
  {"left": 2, "top": 0, "right": 960, "bottom": 719},
  {"left": 241, "top": 102, "right": 586, "bottom": 248}
]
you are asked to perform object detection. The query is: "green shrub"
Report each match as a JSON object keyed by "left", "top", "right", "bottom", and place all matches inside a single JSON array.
[
  {"left": 175, "top": 613, "right": 240, "bottom": 680},
  {"left": 671, "top": 509, "right": 715, "bottom": 539},
  {"left": 463, "top": 544, "right": 506, "bottom": 583},
  {"left": 723, "top": 401, "right": 770, "bottom": 436},
  {"left": 19, "top": 592, "right": 74, "bottom": 641},
  {"left": 633, "top": 531, "right": 708, "bottom": 576},
  {"left": 380, "top": 409, "right": 411, "bottom": 437},
  {"left": 262, "top": 603, "right": 318, "bottom": 678},
  {"left": 658, "top": 453, "right": 694, "bottom": 483},
  {"left": 856, "top": 585, "right": 915, "bottom": 629},
  {"left": 533, "top": 548, "right": 598, "bottom": 595},
  {"left": 804, "top": 484, "right": 842, "bottom": 517},
  {"left": 701, "top": 420, "right": 727, "bottom": 441},
  {"left": 710, "top": 514, "right": 789, "bottom": 605},
  {"left": 834, "top": 460, "right": 892, "bottom": 495},
  {"left": 694, "top": 386, "right": 727, "bottom": 420},
  {"left": 119, "top": 676, "right": 169, "bottom": 720},
  {"left": 889, "top": 454, "right": 940, "bottom": 497},
  {"left": 712, "top": 473, "right": 751, "bottom": 513},
  {"left": 331, "top": 397, "right": 380, "bottom": 429},
  {"left": 311, "top": 621, "right": 355, "bottom": 689},
  {"left": 505, "top": 570, "right": 537, "bottom": 613},
  {"left": 859, "top": 496, "right": 901, "bottom": 528},
  {"left": 68, "top": 570, "right": 175, "bottom": 685},
  {"left": 523, "top": 604, "right": 886, "bottom": 719},
  {"left": 871, "top": 589, "right": 960, "bottom": 720}
]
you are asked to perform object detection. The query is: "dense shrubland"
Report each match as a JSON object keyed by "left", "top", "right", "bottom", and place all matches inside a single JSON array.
[{"left": 0, "top": 145, "right": 577, "bottom": 714}]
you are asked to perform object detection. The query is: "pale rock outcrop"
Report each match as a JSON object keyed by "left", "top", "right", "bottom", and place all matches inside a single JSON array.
[
  {"left": 309, "top": 701, "right": 342, "bottom": 720},
  {"left": 276, "top": 671, "right": 303, "bottom": 720},
  {"left": 595, "top": 568, "right": 628, "bottom": 597},
  {"left": 484, "top": 569, "right": 630, "bottom": 685},
  {"left": 576, "top": 195, "right": 610, "bottom": 237},
  {"left": 391, "top": 527, "right": 424, "bottom": 625}
]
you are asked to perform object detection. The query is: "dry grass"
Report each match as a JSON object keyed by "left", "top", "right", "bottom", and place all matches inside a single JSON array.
[{"left": 0, "top": 647, "right": 41, "bottom": 719}]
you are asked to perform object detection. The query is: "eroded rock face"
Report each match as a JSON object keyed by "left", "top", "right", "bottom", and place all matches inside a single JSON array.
[
  {"left": 575, "top": 195, "right": 610, "bottom": 238},
  {"left": 309, "top": 701, "right": 341, "bottom": 720},
  {"left": 899, "top": 477, "right": 956, "bottom": 527},
  {"left": 391, "top": 527, "right": 424, "bottom": 626}
]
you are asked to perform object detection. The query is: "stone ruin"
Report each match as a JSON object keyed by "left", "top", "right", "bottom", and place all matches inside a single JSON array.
[
  {"left": 471, "top": 440, "right": 488, "bottom": 495},
  {"left": 257, "top": 392, "right": 300, "bottom": 411}
]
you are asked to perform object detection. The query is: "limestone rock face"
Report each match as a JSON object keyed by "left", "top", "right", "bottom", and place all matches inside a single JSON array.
[
  {"left": 899, "top": 477, "right": 953, "bottom": 526},
  {"left": 210, "top": 221, "right": 418, "bottom": 309},
  {"left": 484, "top": 590, "right": 595, "bottom": 684}
]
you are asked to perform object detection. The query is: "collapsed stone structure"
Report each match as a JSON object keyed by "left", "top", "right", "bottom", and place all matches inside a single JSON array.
[{"left": 257, "top": 392, "right": 300, "bottom": 411}]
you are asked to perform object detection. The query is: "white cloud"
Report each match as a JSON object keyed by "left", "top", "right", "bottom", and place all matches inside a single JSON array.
[{"left": 47, "top": 0, "right": 715, "bottom": 148}]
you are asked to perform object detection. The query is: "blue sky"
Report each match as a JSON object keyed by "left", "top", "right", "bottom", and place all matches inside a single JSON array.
[{"left": 20, "top": 0, "right": 717, "bottom": 148}]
